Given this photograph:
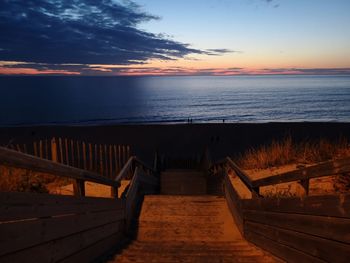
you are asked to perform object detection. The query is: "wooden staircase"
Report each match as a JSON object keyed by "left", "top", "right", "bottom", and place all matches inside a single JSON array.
[{"left": 109, "top": 169, "right": 279, "bottom": 263}]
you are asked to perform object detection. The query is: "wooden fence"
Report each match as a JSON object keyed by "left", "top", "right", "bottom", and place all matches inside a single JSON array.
[
  {"left": 5, "top": 137, "right": 131, "bottom": 178},
  {"left": 212, "top": 157, "right": 350, "bottom": 263}
]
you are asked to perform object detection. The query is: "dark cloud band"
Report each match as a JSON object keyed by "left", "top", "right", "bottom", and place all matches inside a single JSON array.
[{"left": 0, "top": 0, "right": 207, "bottom": 65}]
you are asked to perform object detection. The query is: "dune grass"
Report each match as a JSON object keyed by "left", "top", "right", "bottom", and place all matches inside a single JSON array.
[
  {"left": 236, "top": 136, "right": 350, "bottom": 170},
  {"left": 236, "top": 136, "right": 350, "bottom": 194},
  {"left": 0, "top": 165, "right": 70, "bottom": 193}
]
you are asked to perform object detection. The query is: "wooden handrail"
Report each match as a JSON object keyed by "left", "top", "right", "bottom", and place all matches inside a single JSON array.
[
  {"left": 226, "top": 157, "right": 256, "bottom": 192},
  {"left": 211, "top": 155, "right": 350, "bottom": 197},
  {"left": 252, "top": 156, "right": 350, "bottom": 188},
  {"left": 114, "top": 156, "right": 136, "bottom": 183},
  {"left": 211, "top": 157, "right": 259, "bottom": 195},
  {"left": 0, "top": 146, "right": 119, "bottom": 188},
  {"left": 134, "top": 157, "right": 155, "bottom": 173},
  {"left": 114, "top": 156, "right": 155, "bottom": 182}
]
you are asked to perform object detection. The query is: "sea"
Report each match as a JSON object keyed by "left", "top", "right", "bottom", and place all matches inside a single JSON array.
[{"left": 0, "top": 75, "right": 350, "bottom": 126}]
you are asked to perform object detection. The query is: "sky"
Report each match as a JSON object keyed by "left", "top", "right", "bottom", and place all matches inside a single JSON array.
[{"left": 0, "top": 0, "right": 350, "bottom": 76}]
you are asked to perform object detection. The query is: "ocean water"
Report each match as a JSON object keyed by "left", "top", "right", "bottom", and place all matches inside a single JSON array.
[{"left": 0, "top": 75, "right": 350, "bottom": 126}]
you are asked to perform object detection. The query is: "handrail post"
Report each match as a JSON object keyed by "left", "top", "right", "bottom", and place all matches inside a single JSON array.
[
  {"left": 299, "top": 178, "right": 310, "bottom": 195},
  {"left": 111, "top": 184, "right": 119, "bottom": 198},
  {"left": 73, "top": 179, "right": 85, "bottom": 197}
]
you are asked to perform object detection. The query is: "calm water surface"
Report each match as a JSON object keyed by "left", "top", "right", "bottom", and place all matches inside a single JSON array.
[{"left": 1, "top": 75, "right": 350, "bottom": 126}]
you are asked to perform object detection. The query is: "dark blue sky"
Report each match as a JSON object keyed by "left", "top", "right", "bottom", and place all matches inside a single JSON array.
[{"left": 0, "top": 0, "right": 349, "bottom": 75}]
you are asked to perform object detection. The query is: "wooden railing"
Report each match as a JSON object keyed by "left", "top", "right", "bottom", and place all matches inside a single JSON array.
[
  {"left": 0, "top": 146, "right": 158, "bottom": 262},
  {"left": 0, "top": 146, "right": 157, "bottom": 198},
  {"left": 0, "top": 146, "right": 119, "bottom": 197},
  {"left": 4, "top": 137, "right": 131, "bottom": 178},
  {"left": 212, "top": 156, "right": 350, "bottom": 197},
  {"left": 211, "top": 157, "right": 350, "bottom": 262},
  {"left": 113, "top": 156, "right": 158, "bottom": 198}
]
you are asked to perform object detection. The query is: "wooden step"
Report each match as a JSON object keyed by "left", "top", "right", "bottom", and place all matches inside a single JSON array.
[
  {"left": 160, "top": 169, "right": 207, "bottom": 195},
  {"left": 108, "top": 190, "right": 280, "bottom": 262}
]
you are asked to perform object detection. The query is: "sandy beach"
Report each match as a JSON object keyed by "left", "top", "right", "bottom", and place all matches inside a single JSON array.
[{"left": 1, "top": 122, "right": 350, "bottom": 164}]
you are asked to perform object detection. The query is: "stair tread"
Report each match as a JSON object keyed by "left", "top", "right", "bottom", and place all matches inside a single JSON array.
[{"left": 109, "top": 172, "right": 279, "bottom": 263}]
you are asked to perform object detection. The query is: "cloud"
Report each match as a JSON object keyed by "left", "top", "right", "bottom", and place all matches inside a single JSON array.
[
  {"left": 260, "top": 0, "right": 280, "bottom": 8},
  {"left": 204, "top": 49, "right": 240, "bottom": 56},
  {"left": 0, "top": 0, "right": 212, "bottom": 65},
  {"left": 2, "top": 62, "right": 350, "bottom": 76},
  {"left": 261, "top": 68, "right": 350, "bottom": 75}
]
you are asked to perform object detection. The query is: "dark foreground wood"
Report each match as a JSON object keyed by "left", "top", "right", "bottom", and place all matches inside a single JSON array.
[
  {"left": 0, "top": 192, "right": 125, "bottom": 263},
  {"left": 215, "top": 158, "right": 350, "bottom": 263},
  {"left": 0, "top": 147, "right": 158, "bottom": 263}
]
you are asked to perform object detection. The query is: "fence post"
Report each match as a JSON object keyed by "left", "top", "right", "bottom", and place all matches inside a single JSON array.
[
  {"left": 58, "top": 138, "right": 63, "bottom": 163},
  {"left": 65, "top": 138, "right": 69, "bottom": 165},
  {"left": 82, "top": 142, "right": 87, "bottom": 170},
  {"left": 99, "top": 144, "right": 104, "bottom": 175},
  {"left": 89, "top": 143, "right": 93, "bottom": 171},
  {"left": 51, "top": 137, "right": 58, "bottom": 162},
  {"left": 45, "top": 139, "right": 48, "bottom": 159}
]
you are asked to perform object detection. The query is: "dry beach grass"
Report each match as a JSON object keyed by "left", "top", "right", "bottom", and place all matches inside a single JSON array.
[{"left": 236, "top": 136, "right": 350, "bottom": 197}]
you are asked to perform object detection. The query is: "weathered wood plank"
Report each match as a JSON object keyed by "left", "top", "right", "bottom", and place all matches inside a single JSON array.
[
  {"left": 224, "top": 174, "right": 243, "bottom": 234},
  {"left": 0, "top": 209, "right": 124, "bottom": 256},
  {"left": 60, "top": 232, "right": 124, "bottom": 263},
  {"left": 252, "top": 157, "right": 350, "bottom": 187},
  {"left": 245, "top": 221, "right": 350, "bottom": 263},
  {"left": 0, "top": 147, "right": 119, "bottom": 187},
  {"left": 0, "top": 191, "right": 123, "bottom": 206},
  {"left": 0, "top": 221, "right": 124, "bottom": 263},
  {"left": 243, "top": 210, "right": 350, "bottom": 244},
  {"left": 242, "top": 194, "right": 350, "bottom": 218},
  {"left": 125, "top": 167, "right": 140, "bottom": 228},
  {"left": 0, "top": 192, "right": 123, "bottom": 221},
  {"left": 245, "top": 229, "right": 326, "bottom": 263}
]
